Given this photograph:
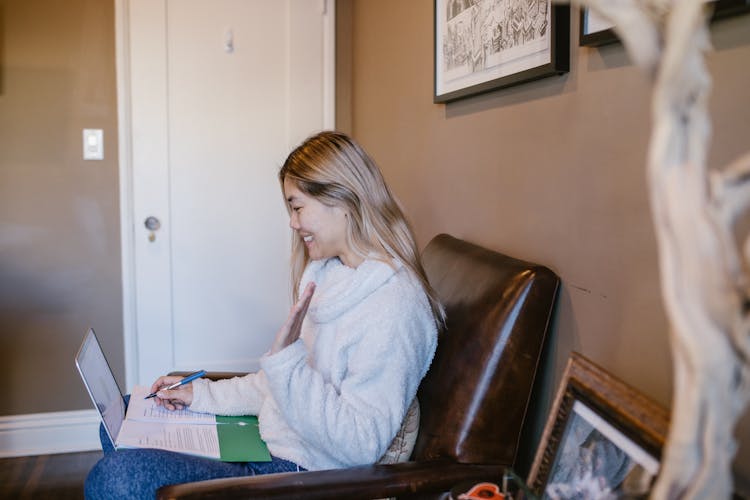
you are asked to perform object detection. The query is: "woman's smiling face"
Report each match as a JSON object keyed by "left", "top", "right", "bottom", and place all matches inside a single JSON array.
[{"left": 283, "top": 178, "right": 363, "bottom": 268}]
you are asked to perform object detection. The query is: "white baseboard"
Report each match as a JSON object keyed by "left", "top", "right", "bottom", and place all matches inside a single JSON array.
[{"left": 0, "top": 410, "right": 101, "bottom": 458}]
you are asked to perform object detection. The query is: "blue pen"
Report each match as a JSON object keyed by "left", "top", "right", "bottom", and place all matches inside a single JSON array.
[{"left": 144, "top": 370, "right": 207, "bottom": 399}]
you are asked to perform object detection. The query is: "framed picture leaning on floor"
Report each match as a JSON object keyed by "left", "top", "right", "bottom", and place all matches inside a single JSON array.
[{"left": 527, "top": 352, "right": 670, "bottom": 499}]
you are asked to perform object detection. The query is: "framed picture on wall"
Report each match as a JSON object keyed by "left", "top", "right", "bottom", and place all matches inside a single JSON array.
[
  {"left": 434, "top": 0, "right": 570, "bottom": 103},
  {"left": 527, "top": 352, "right": 670, "bottom": 498},
  {"left": 580, "top": 0, "right": 750, "bottom": 47},
  {"left": 579, "top": 7, "right": 616, "bottom": 47}
]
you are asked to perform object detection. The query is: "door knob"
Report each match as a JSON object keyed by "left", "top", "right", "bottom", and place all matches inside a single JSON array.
[
  {"left": 144, "top": 216, "right": 161, "bottom": 231},
  {"left": 144, "top": 216, "right": 161, "bottom": 242}
]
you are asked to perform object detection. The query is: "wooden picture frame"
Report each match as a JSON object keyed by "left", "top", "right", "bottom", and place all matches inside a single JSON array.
[
  {"left": 434, "top": 0, "right": 570, "bottom": 103},
  {"left": 527, "top": 352, "right": 670, "bottom": 498},
  {"left": 580, "top": 0, "right": 750, "bottom": 47}
]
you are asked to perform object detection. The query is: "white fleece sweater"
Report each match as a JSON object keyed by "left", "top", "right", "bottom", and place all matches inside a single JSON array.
[{"left": 188, "top": 257, "right": 438, "bottom": 471}]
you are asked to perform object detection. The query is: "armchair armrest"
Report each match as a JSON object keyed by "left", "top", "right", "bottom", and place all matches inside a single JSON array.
[
  {"left": 157, "top": 461, "right": 506, "bottom": 500},
  {"left": 169, "top": 371, "right": 248, "bottom": 381}
]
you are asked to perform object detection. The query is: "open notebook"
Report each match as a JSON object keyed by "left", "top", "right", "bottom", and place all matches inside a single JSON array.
[{"left": 75, "top": 328, "right": 270, "bottom": 462}]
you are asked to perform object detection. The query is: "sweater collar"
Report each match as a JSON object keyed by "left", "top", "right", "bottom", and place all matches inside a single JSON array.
[{"left": 299, "top": 257, "right": 400, "bottom": 323}]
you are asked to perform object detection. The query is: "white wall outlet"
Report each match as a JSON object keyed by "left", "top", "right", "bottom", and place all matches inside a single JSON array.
[{"left": 83, "top": 129, "right": 104, "bottom": 160}]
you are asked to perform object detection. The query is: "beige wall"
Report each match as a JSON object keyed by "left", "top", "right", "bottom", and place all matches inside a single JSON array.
[
  {"left": 341, "top": 0, "right": 750, "bottom": 488},
  {"left": 0, "top": 0, "right": 123, "bottom": 415}
]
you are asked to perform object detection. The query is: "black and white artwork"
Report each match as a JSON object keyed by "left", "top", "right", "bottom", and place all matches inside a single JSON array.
[
  {"left": 580, "top": 0, "right": 750, "bottom": 46},
  {"left": 434, "top": 0, "right": 568, "bottom": 102},
  {"left": 544, "top": 401, "right": 660, "bottom": 499}
]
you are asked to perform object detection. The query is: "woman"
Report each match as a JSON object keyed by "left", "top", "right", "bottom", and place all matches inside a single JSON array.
[{"left": 85, "top": 131, "right": 443, "bottom": 499}]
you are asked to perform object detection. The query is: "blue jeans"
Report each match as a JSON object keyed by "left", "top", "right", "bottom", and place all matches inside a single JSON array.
[{"left": 84, "top": 396, "right": 305, "bottom": 499}]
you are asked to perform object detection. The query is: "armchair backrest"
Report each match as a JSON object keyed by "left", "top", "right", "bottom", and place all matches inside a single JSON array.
[{"left": 413, "top": 234, "right": 559, "bottom": 466}]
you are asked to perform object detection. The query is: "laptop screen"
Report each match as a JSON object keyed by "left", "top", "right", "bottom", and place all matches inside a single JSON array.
[{"left": 75, "top": 328, "right": 125, "bottom": 446}]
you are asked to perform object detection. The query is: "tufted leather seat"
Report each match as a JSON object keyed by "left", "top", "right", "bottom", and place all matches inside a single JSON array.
[{"left": 158, "top": 234, "right": 559, "bottom": 499}]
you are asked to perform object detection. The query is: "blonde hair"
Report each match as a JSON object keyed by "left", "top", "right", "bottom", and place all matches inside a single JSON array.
[{"left": 279, "top": 131, "right": 444, "bottom": 328}]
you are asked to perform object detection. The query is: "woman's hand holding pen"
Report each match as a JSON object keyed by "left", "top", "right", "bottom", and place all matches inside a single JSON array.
[
  {"left": 270, "top": 282, "right": 315, "bottom": 355},
  {"left": 150, "top": 375, "right": 194, "bottom": 411}
]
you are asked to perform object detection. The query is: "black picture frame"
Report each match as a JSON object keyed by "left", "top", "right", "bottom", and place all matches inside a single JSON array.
[
  {"left": 580, "top": 0, "right": 750, "bottom": 47},
  {"left": 714, "top": 0, "right": 750, "bottom": 18},
  {"left": 434, "top": 0, "right": 570, "bottom": 103},
  {"left": 578, "top": 7, "right": 616, "bottom": 47},
  {"left": 527, "top": 352, "right": 670, "bottom": 498}
]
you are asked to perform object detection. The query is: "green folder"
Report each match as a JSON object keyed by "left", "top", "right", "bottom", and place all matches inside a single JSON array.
[{"left": 216, "top": 415, "right": 271, "bottom": 462}]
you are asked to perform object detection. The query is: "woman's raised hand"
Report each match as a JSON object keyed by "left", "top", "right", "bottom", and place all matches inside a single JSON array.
[
  {"left": 270, "top": 282, "right": 316, "bottom": 355},
  {"left": 149, "top": 375, "right": 194, "bottom": 411}
]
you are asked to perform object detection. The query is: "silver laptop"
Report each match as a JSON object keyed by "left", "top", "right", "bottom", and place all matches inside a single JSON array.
[{"left": 75, "top": 328, "right": 126, "bottom": 447}]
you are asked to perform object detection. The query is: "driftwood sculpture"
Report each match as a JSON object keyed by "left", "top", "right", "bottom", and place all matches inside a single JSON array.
[{"left": 558, "top": 0, "right": 750, "bottom": 498}]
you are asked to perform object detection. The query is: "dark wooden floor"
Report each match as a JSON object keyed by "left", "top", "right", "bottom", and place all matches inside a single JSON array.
[{"left": 0, "top": 450, "right": 102, "bottom": 499}]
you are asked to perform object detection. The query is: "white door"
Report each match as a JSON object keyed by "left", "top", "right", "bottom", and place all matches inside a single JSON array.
[{"left": 117, "top": 0, "right": 335, "bottom": 386}]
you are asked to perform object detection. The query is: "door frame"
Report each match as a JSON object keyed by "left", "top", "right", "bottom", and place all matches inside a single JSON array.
[{"left": 114, "top": 0, "right": 336, "bottom": 388}]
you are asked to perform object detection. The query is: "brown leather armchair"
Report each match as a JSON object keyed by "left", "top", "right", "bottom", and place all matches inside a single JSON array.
[{"left": 158, "top": 234, "right": 560, "bottom": 499}]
